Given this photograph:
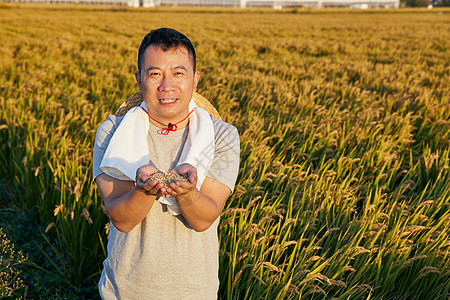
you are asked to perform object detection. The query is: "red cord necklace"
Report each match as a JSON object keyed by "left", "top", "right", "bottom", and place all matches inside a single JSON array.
[{"left": 141, "top": 107, "right": 194, "bottom": 135}]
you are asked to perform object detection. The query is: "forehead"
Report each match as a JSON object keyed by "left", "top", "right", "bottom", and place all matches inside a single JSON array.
[{"left": 143, "top": 45, "right": 194, "bottom": 69}]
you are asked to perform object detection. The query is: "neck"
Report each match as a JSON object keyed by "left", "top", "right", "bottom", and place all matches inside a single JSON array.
[
  {"left": 141, "top": 107, "right": 193, "bottom": 135},
  {"left": 149, "top": 116, "right": 190, "bottom": 130}
]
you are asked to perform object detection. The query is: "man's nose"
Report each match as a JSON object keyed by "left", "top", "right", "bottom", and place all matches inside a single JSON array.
[{"left": 158, "top": 75, "right": 175, "bottom": 92}]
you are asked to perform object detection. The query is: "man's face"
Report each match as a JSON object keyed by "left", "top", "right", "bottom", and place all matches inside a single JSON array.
[{"left": 135, "top": 45, "right": 200, "bottom": 125}]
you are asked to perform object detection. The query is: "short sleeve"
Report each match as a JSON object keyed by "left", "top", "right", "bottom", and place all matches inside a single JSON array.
[
  {"left": 206, "top": 117, "right": 240, "bottom": 192},
  {"left": 92, "top": 114, "right": 123, "bottom": 181}
]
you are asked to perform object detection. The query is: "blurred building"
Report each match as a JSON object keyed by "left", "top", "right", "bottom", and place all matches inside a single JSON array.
[{"left": 3, "top": 0, "right": 399, "bottom": 8}]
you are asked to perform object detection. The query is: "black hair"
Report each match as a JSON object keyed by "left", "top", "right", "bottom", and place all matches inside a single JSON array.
[{"left": 137, "top": 28, "right": 196, "bottom": 75}]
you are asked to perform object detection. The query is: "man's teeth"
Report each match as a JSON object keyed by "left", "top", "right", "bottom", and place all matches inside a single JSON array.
[{"left": 159, "top": 98, "right": 177, "bottom": 103}]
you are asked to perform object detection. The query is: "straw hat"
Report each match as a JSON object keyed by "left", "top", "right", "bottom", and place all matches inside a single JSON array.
[{"left": 115, "top": 91, "right": 221, "bottom": 120}]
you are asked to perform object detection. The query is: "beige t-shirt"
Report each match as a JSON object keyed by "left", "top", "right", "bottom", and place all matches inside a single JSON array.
[{"left": 93, "top": 114, "right": 240, "bottom": 299}]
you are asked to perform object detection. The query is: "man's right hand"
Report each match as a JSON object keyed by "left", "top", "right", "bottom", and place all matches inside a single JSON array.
[
  {"left": 96, "top": 165, "right": 166, "bottom": 233},
  {"left": 135, "top": 165, "right": 166, "bottom": 197}
]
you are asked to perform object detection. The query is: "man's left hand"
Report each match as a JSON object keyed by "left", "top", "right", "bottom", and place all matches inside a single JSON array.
[{"left": 165, "top": 163, "right": 198, "bottom": 198}]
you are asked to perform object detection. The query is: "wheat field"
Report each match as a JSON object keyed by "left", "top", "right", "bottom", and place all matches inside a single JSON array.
[{"left": 0, "top": 4, "right": 449, "bottom": 299}]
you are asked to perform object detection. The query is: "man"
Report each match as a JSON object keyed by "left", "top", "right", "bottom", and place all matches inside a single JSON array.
[{"left": 93, "top": 28, "right": 240, "bottom": 299}]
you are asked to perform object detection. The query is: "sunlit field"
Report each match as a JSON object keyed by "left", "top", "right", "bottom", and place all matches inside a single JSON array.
[{"left": 0, "top": 4, "right": 449, "bottom": 299}]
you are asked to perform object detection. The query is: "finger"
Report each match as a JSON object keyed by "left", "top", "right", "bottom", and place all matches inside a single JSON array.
[
  {"left": 171, "top": 168, "right": 186, "bottom": 177},
  {"left": 167, "top": 184, "right": 178, "bottom": 195},
  {"left": 169, "top": 182, "right": 193, "bottom": 196},
  {"left": 137, "top": 165, "right": 161, "bottom": 179},
  {"left": 186, "top": 167, "right": 197, "bottom": 182},
  {"left": 165, "top": 188, "right": 174, "bottom": 198},
  {"left": 148, "top": 183, "right": 165, "bottom": 196},
  {"left": 136, "top": 178, "right": 150, "bottom": 189},
  {"left": 188, "top": 174, "right": 196, "bottom": 183},
  {"left": 140, "top": 179, "right": 157, "bottom": 188},
  {"left": 167, "top": 184, "right": 185, "bottom": 197},
  {"left": 139, "top": 181, "right": 163, "bottom": 196},
  {"left": 150, "top": 182, "right": 164, "bottom": 191},
  {"left": 139, "top": 174, "right": 149, "bottom": 183},
  {"left": 155, "top": 187, "right": 166, "bottom": 198}
]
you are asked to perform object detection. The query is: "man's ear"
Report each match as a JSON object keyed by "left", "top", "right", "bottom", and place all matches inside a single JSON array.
[
  {"left": 193, "top": 71, "right": 200, "bottom": 92},
  {"left": 135, "top": 71, "right": 142, "bottom": 91}
]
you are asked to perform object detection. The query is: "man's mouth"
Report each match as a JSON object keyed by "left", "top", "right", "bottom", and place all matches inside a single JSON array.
[{"left": 158, "top": 98, "right": 178, "bottom": 104}]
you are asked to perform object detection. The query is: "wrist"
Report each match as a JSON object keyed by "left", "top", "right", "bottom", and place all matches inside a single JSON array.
[{"left": 176, "top": 189, "right": 199, "bottom": 206}]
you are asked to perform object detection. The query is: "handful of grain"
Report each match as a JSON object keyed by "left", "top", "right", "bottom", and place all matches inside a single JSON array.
[{"left": 147, "top": 172, "right": 188, "bottom": 188}]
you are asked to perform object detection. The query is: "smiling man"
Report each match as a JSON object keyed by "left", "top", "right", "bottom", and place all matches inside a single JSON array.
[{"left": 92, "top": 28, "right": 240, "bottom": 299}]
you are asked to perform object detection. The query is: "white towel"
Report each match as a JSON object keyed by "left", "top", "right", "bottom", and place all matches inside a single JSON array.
[{"left": 100, "top": 99, "right": 215, "bottom": 215}]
